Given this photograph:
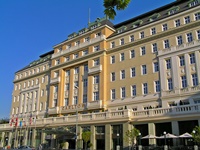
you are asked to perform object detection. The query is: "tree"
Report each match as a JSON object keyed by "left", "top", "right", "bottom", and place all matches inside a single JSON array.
[
  {"left": 192, "top": 126, "right": 200, "bottom": 145},
  {"left": 0, "top": 117, "right": 9, "bottom": 124},
  {"left": 82, "top": 131, "right": 91, "bottom": 150},
  {"left": 103, "top": 0, "right": 131, "bottom": 20},
  {"left": 124, "top": 127, "right": 140, "bottom": 150}
]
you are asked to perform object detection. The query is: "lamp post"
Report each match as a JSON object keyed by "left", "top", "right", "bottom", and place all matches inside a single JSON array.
[
  {"left": 163, "top": 131, "right": 168, "bottom": 150},
  {"left": 116, "top": 133, "right": 120, "bottom": 150},
  {"left": 74, "top": 85, "right": 79, "bottom": 150},
  {"left": 138, "top": 133, "right": 142, "bottom": 150}
]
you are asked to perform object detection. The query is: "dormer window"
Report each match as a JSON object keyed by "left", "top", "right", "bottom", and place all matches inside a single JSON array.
[
  {"left": 117, "top": 26, "right": 127, "bottom": 33},
  {"left": 149, "top": 13, "right": 160, "bottom": 22},
  {"left": 96, "top": 32, "right": 101, "bottom": 37},
  {"left": 132, "top": 20, "right": 143, "bottom": 28},
  {"left": 79, "top": 28, "right": 88, "bottom": 35},
  {"left": 90, "top": 23, "right": 101, "bottom": 30},
  {"left": 188, "top": 0, "right": 199, "bottom": 7},
  {"left": 68, "top": 32, "right": 77, "bottom": 39},
  {"left": 168, "top": 6, "right": 180, "bottom": 15}
]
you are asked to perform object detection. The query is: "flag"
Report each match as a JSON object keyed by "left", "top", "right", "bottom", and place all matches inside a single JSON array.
[
  {"left": 9, "top": 115, "right": 14, "bottom": 126},
  {"left": 29, "top": 114, "right": 32, "bottom": 125},
  {"left": 15, "top": 117, "right": 18, "bottom": 127},
  {"left": 19, "top": 120, "right": 23, "bottom": 127}
]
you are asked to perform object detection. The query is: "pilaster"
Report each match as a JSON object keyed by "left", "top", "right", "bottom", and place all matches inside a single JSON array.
[
  {"left": 105, "top": 124, "right": 112, "bottom": 150},
  {"left": 90, "top": 125, "right": 96, "bottom": 150},
  {"left": 148, "top": 123, "right": 156, "bottom": 145}
]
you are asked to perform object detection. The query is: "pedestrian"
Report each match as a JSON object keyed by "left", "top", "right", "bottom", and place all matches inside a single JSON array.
[{"left": 38, "top": 144, "right": 42, "bottom": 150}]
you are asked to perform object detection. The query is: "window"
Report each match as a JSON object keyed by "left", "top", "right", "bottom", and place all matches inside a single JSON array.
[
  {"left": 94, "top": 75, "right": 99, "bottom": 84},
  {"left": 197, "top": 30, "right": 200, "bottom": 40},
  {"left": 94, "top": 45, "right": 100, "bottom": 51},
  {"left": 181, "top": 76, "right": 187, "bottom": 88},
  {"left": 120, "top": 38, "right": 125, "bottom": 45},
  {"left": 195, "top": 12, "right": 200, "bottom": 21},
  {"left": 153, "top": 62, "right": 159, "bottom": 72},
  {"left": 41, "top": 89, "right": 44, "bottom": 97},
  {"left": 68, "top": 44, "right": 71, "bottom": 49},
  {"left": 74, "top": 53, "right": 79, "bottom": 59},
  {"left": 96, "top": 32, "right": 101, "bottom": 37},
  {"left": 192, "top": 74, "right": 198, "bottom": 86},
  {"left": 84, "top": 64, "right": 88, "bottom": 72},
  {"left": 75, "top": 41, "right": 80, "bottom": 46},
  {"left": 94, "top": 58, "right": 100, "bottom": 66},
  {"left": 55, "top": 59, "right": 60, "bottom": 65},
  {"left": 74, "top": 81, "right": 79, "bottom": 87},
  {"left": 140, "top": 31, "right": 144, "bottom": 38},
  {"left": 179, "top": 56, "right": 185, "bottom": 66},
  {"left": 151, "top": 27, "right": 156, "bottom": 35},
  {"left": 111, "top": 89, "right": 116, "bottom": 100},
  {"left": 130, "top": 50, "right": 135, "bottom": 58},
  {"left": 166, "top": 59, "right": 171, "bottom": 69},
  {"left": 132, "top": 85, "right": 136, "bottom": 96},
  {"left": 65, "top": 56, "right": 70, "bottom": 62},
  {"left": 64, "top": 98, "right": 69, "bottom": 106},
  {"left": 111, "top": 56, "right": 115, "bottom": 64},
  {"left": 152, "top": 43, "right": 158, "bottom": 53},
  {"left": 142, "top": 65, "right": 147, "bottom": 75},
  {"left": 187, "top": 32, "right": 193, "bottom": 43},
  {"left": 168, "top": 78, "right": 173, "bottom": 90},
  {"left": 164, "top": 39, "right": 170, "bottom": 49},
  {"left": 162, "top": 23, "right": 168, "bottom": 31},
  {"left": 83, "top": 50, "right": 88, "bottom": 56},
  {"left": 120, "top": 53, "right": 125, "bottom": 61},
  {"left": 155, "top": 81, "right": 160, "bottom": 92},
  {"left": 93, "top": 92, "right": 99, "bottom": 101},
  {"left": 53, "top": 99, "right": 57, "bottom": 107},
  {"left": 121, "top": 70, "right": 125, "bottom": 79},
  {"left": 111, "top": 72, "right": 115, "bottom": 81},
  {"left": 184, "top": 16, "right": 190, "bottom": 24},
  {"left": 73, "top": 96, "right": 78, "bottom": 104},
  {"left": 143, "top": 83, "right": 148, "bottom": 95},
  {"left": 189, "top": 0, "right": 199, "bottom": 7},
  {"left": 83, "top": 79, "right": 88, "bottom": 87},
  {"left": 175, "top": 35, "right": 183, "bottom": 45},
  {"left": 175, "top": 19, "right": 181, "bottom": 27},
  {"left": 131, "top": 67, "right": 136, "bottom": 77},
  {"left": 83, "top": 95, "right": 87, "bottom": 103},
  {"left": 85, "top": 37, "right": 90, "bottom": 42},
  {"left": 66, "top": 70, "right": 70, "bottom": 76},
  {"left": 75, "top": 67, "right": 79, "bottom": 74},
  {"left": 141, "top": 46, "right": 146, "bottom": 55},
  {"left": 111, "top": 42, "right": 115, "bottom": 48},
  {"left": 121, "top": 87, "right": 126, "bottom": 98},
  {"left": 65, "top": 84, "right": 69, "bottom": 90},
  {"left": 130, "top": 35, "right": 134, "bottom": 42},
  {"left": 190, "top": 53, "right": 196, "bottom": 64},
  {"left": 42, "top": 76, "right": 45, "bottom": 83}
]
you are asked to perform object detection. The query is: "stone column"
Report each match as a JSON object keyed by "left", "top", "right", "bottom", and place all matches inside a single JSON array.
[
  {"left": 77, "top": 126, "right": 82, "bottom": 149},
  {"left": 195, "top": 51, "right": 200, "bottom": 84},
  {"left": 171, "top": 121, "right": 179, "bottom": 145},
  {"left": 105, "top": 124, "right": 112, "bottom": 150},
  {"left": 123, "top": 122, "right": 132, "bottom": 149},
  {"left": 23, "top": 129, "right": 28, "bottom": 146},
  {"left": 31, "top": 129, "right": 36, "bottom": 147},
  {"left": 8, "top": 131, "right": 12, "bottom": 147},
  {"left": 90, "top": 125, "right": 96, "bottom": 150},
  {"left": 41, "top": 130, "right": 46, "bottom": 144},
  {"left": 0, "top": 132, "right": 5, "bottom": 148},
  {"left": 171, "top": 56, "right": 180, "bottom": 90},
  {"left": 184, "top": 53, "right": 192, "bottom": 87},
  {"left": 148, "top": 123, "right": 156, "bottom": 145}
]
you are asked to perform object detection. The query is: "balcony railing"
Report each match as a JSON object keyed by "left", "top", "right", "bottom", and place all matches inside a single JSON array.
[
  {"left": 158, "top": 40, "right": 200, "bottom": 56},
  {"left": 88, "top": 65, "right": 102, "bottom": 75},
  {"left": 50, "top": 77, "right": 60, "bottom": 85},
  {"left": 1, "top": 104, "right": 200, "bottom": 130},
  {"left": 52, "top": 35, "right": 106, "bottom": 59},
  {"left": 48, "top": 106, "right": 59, "bottom": 115},
  {"left": 86, "top": 100, "right": 103, "bottom": 109}
]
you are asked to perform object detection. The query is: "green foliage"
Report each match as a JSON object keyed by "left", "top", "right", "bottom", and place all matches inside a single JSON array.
[
  {"left": 82, "top": 131, "right": 91, "bottom": 150},
  {"left": 124, "top": 127, "right": 140, "bottom": 148},
  {"left": 192, "top": 126, "right": 200, "bottom": 145},
  {"left": 104, "top": 0, "right": 131, "bottom": 20},
  {"left": 0, "top": 118, "right": 9, "bottom": 124}
]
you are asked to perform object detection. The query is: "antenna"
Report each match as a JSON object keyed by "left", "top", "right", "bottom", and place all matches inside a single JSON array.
[{"left": 88, "top": 8, "right": 90, "bottom": 26}]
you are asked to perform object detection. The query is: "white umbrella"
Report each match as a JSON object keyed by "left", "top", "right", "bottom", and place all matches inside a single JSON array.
[
  {"left": 159, "top": 133, "right": 178, "bottom": 138},
  {"left": 142, "top": 134, "right": 159, "bottom": 139},
  {"left": 179, "top": 132, "right": 192, "bottom": 138}
]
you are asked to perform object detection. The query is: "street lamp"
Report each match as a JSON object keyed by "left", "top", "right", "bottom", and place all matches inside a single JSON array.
[
  {"left": 163, "top": 131, "right": 167, "bottom": 150},
  {"left": 117, "top": 133, "right": 120, "bottom": 150},
  {"left": 74, "top": 85, "right": 79, "bottom": 150},
  {"left": 138, "top": 133, "right": 141, "bottom": 146},
  {"left": 193, "top": 130, "right": 196, "bottom": 145}
]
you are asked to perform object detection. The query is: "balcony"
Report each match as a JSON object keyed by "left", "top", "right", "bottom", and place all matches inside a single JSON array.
[
  {"left": 52, "top": 35, "right": 106, "bottom": 59},
  {"left": 86, "top": 100, "right": 103, "bottom": 109},
  {"left": 158, "top": 40, "right": 200, "bottom": 56},
  {"left": 21, "top": 84, "right": 40, "bottom": 92},
  {"left": 48, "top": 106, "right": 59, "bottom": 115},
  {"left": 88, "top": 65, "right": 102, "bottom": 75},
  {"left": 1, "top": 104, "right": 200, "bottom": 129},
  {"left": 50, "top": 77, "right": 60, "bottom": 85}
]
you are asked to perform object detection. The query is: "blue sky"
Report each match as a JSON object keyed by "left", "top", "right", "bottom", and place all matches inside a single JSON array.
[{"left": 0, "top": 0, "right": 175, "bottom": 119}]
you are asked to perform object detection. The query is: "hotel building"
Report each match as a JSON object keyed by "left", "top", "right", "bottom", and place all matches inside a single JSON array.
[{"left": 1, "top": 0, "right": 200, "bottom": 149}]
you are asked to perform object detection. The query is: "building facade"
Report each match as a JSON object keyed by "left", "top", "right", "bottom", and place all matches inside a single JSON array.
[{"left": 1, "top": 0, "right": 200, "bottom": 149}]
